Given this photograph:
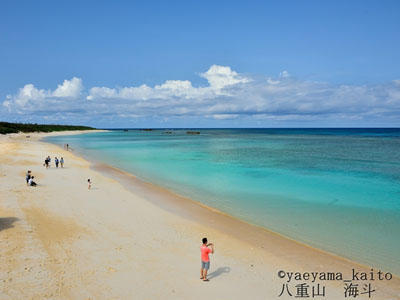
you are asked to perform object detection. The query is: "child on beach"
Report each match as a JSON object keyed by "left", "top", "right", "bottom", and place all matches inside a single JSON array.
[
  {"left": 55, "top": 157, "right": 59, "bottom": 168},
  {"left": 60, "top": 157, "right": 64, "bottom": 168},
  {"left": 200, "top": 237, "right": 214, "bottom": 281},
  {"left": 88, "top": 179, "right": 91, "bottom": 189}
]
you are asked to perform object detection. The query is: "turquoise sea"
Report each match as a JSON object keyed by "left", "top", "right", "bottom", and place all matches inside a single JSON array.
[{"left": 46, "top": 129, "right": 400, "bottom": 274}]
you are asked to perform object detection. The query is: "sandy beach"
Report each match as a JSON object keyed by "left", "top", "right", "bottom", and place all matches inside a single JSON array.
[{"left": 1, "top": 131, "right": 399, "bottom": 300}]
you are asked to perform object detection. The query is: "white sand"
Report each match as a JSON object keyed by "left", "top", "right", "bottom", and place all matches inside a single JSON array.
[{"left": 0, "top": 131, "right": 399, "bottom": 300}]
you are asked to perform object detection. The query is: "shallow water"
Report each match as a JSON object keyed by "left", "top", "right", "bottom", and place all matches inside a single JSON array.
[{"left": 46, "top": 128, "right": 400, "bottom": 274}]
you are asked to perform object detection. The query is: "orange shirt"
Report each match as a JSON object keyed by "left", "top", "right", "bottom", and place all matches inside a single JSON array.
[{"left": 201, "top": 245, "right": 212, "bottom": 262}]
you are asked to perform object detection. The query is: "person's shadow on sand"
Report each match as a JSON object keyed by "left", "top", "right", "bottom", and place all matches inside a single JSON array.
[
  {"left": 207, "top": 267, "right": 231, "bottom": 279},
  {"left": 0, "top": 217, "right": 19, "bottom": 232}
]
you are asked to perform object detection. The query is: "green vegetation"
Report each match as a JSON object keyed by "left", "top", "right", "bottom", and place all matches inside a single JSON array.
[{"left": 0, "top": 122, "right": 95, "bottom": 134}]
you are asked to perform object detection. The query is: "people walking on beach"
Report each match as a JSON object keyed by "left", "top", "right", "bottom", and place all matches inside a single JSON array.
[
  {"left": 200, "top": 237, "right": 214, "bottom": 281},
  {"left": 55, "top": 157, "right": 59, "bottom": 168},
  {"left": 60, "top": 157, "right": 64, "bottom": 168},
  {"left": 28, "top": 176, "right": 37, "bottom": 186},
  {"left": 26, "top": 170, "right": 31, "bottom": 185},
  {"left": 44, "top": 156, "right": 49, "bottom": 168},
  {"left": 88, "top": 178, "right": 92, "bottom": 189}
]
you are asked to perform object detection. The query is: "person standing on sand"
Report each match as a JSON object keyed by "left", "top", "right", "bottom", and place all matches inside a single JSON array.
[
  {"left": 60, "top": 157, "right": 64, "bottom": 168},
  {"left": 200, "top": 237, "right": 214, "bottom": 281},
  {"left": 88, "top": 178, "right": 92, "bottom": 189},
  {"left": 55, "top": 157, "right": 59, "bottom": 168}
]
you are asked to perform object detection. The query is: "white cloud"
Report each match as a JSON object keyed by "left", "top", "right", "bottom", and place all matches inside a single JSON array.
[
  {"left": 3, "top": 77, "right": 83, "bottom": 114},
  {"left": 279, "top": 70, "right": 290, "bottom": 78},
  {"left": 2, "top": 66, "right": 400, "bottom": 126},
  {"left": 52, "top": 77, "right": 83, "bottom": 98},
  {"left": 200, "top": 65, "right": 250, "bottom": 89},
  {"left": 86, "top": 86, "right": 117, "bottom": 100},
  {"left": 211, "top": 114, "right": 239, "bottom": 120},
  {"left": 3, "top": 84, "right": 47, "bottom": 108},
  {"left": 267, "top": 78, "right": 280, "bottom": 85},
  {"left": 86, "top": 65, "right": 250, "bottom": 101}
]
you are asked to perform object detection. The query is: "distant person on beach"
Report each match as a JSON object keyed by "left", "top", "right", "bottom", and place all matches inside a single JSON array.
[
  {"left": 60, "top": 157, "right": 64, "bottom": 168},
  {"left": 88, "top": 178, "right": 92, "bottom": 189},
  {"left": 47, "top": 156, "right": 51, "bottom": 167},
  {"left": 28, "top": 176, "right": 37, "bottom": 186},
  {"left": 26, "top": 170, "right": 31, "bottom": 185},
  {"left": 66, "top": 144, "right": 69, "bottom": 151},
  {"left": 44, "top": 157, "right": 49, "bottom": 168},
  {"left": 200, "top": 237, "right": 214, "bottom": 281},
  {"left": 55, "top": 157, "right": 59, "bottom": 168}
]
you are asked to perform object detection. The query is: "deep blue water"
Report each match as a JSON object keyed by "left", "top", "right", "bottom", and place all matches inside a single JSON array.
[{"left": 46, "top": 128, "right": 400, "bottom": 274}]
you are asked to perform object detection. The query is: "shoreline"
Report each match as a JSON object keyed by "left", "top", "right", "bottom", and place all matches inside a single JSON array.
[
  {"left": 44, "top": 131, "right": 399, "bottom": 278},
  {"left": 1, "top": 130, "right": 399, "bottom": 299}
]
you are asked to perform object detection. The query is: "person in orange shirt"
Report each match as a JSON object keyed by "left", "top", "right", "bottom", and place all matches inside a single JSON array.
[{"left": 200, "top": 237, "right": 214, "bottom": 281}]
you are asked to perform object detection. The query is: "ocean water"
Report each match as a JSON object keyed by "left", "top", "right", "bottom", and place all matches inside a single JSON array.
[{"left": 46, "top": 129, "right": 400, "bottom": 274}]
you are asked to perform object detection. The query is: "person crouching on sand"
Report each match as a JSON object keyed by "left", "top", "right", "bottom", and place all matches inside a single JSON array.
[
  {"left": 88, "top": 179, "right": 92, "bottom": 189},
  {"left": 200, "top": 237, "right": 214, "bottom": 281},
  {"left": 28, "top": 176, "right": 37, "bottom": 186},
  {"left": 26, "top": 170, "right": 31, "bottom": 185}
]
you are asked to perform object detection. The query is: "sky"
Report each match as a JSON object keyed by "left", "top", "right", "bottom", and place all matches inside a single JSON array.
[{"left": 1, "top": 0, "right": 400, "bottom": 128}]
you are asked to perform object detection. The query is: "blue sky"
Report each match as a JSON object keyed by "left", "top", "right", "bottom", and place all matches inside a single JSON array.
[{"left": 1, "top": 0, "right": 400, "bottom": 127}]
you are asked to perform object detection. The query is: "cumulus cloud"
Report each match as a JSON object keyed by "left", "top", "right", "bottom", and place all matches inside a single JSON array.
[
  {"left": 3, "top": 77, "right": 83, "bottom": 113},
  {"left": 86, "top": 64, "right": 249, "bottom": 101},
  {"left": 52, "top": 77, "right": 83, "bottom": 98},
  {"left": 3, "top": 84, "right": 47, "bottom": 108},
  {"left": 200, "top": 65, "right": 250, "bottom": 89},
  {"left": 2, "top": 65, "right": 400, "bottom": 126}
]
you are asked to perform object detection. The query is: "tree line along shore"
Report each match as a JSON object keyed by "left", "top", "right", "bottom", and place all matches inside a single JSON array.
[{"left": 0, "top": 122, "right": 95, "bottom": 134}]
